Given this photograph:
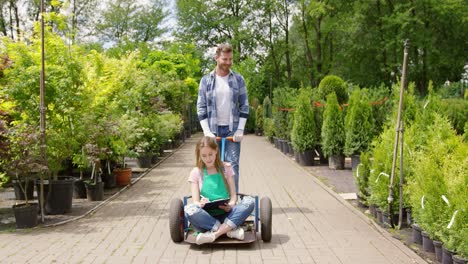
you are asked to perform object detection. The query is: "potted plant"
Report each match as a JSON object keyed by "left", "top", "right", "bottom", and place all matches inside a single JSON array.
[
  {"left": 4, "top": 123, "right": 47, "bottom": 228},
  {"left": 353, "top": 152, "right": 371, "bottom": 207},
  {"left": 317, "top": 75, "right": 348, "bottom": 104},
  {"left": 272, "top": 87, "right": 297, "bottom": 153},
  {"left": 255, "top": 105, "right": 264, "bottom": 136},
  {"left": 291, "top": 88, "right": 317, "bottom": 166},
  {"left": 82, "top": 143, "right": 105, "bottom": 201},
  {"left": 321, "top": 92, "right": 345, "bottom": 169},
  {"left": 344, "top": 88, "right": 374, "bottom": 171}
]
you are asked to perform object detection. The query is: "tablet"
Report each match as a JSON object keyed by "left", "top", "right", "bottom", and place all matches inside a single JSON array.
[{"left": 203, "top": 198, "right": 230, "bottom": 210}]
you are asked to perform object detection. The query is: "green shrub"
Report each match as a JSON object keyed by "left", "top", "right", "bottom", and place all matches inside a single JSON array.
[
  {"left": 263, "top": 118, "right": 275, "bottom": 140},
  {"left": 368, "top": 126, "right": 395, "bottom": 210},
  {"left": 245, "top": 106, "right": 256, "bottom": 133},
  {"left": 321, "top": 93, "right": 345, "bottom": 157},
  {"left": 366, "top": 84, "right": 392, "bottom": 136},
  {"left": 291, "top": 88, "right": 317, "bottom": 152},
  {"left": 408, "top": 114, "right": 466, "bottom": 249},
  {"left": 438, "top": 98, "right": 468, "bottom": 135},
  {"left": 354, "top": 152, "right": 371, "bottom": 204},
  {"left": 318, "top": 75, "right": 348, "bottom": 104},
  {"left": 272, "top": 87, "right": 297, "bottom": 140},
  {"left": 263, "top": 96, "right": 272, "bottom": 119},
  {"left": 255, "top": 105, "right": 264, "bottom": 131},
  {"left": 344, "top": 88, "right": 374, "bottom": 156}
]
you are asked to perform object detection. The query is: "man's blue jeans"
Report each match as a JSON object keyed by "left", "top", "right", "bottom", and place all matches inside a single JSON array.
[
  {"left": 185, "top": 196, "right": 255, "bottom": 232},
  {"left": 216, "top": 126, "right": 241, "bottom": 192}
]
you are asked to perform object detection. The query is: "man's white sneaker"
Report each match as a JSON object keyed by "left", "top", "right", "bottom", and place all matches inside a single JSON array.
[
  {"left": 227, "top": 228, "right": 244, "bottom": 240},
  {"left": 195, "top": 231, "right": 216, "bottom": 245}
]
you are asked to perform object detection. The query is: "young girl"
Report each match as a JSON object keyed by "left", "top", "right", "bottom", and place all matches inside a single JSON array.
[{"left": 185, "top": 136, "right": 254, "bottom": 245}]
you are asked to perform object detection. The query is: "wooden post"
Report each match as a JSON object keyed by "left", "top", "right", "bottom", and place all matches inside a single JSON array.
[{"left": 388, "top": 40, "right": 409, "bottom": 228}]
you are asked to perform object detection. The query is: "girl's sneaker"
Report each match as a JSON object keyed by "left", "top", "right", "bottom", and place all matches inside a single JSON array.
[
  {"left": 227, "top": 228, "right": 244, "bottom": 240},
  {"left": 195, "top": 231, "right": 216, "bottom": 245}
]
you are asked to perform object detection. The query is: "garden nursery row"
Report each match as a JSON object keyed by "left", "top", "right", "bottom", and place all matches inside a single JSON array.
[
  {"left": 249, "top": 76, "right": 467, "bottom": 263},
  {"left": 1, "top": 24, "right": 467, "bottom": 263}
]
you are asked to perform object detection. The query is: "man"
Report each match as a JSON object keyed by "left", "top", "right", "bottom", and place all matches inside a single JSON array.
[{"left": 197, "top": 43, "right": 249, "bottom": 192}]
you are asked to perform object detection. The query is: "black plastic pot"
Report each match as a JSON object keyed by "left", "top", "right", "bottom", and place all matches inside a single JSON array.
[
  {"left": 13, "top": 203, "right": 38, "bottom": 229},
  {"left": 406, "top": 208, "right": 412, "bottom": 225},
  {"left": 412, "top": 224, "right": 422, "bottom": 245},
  {"left": 351, "top": 155, "right": 361, "bottom": 172},
  {"left": 46, "top": 177, "right": 74, "bottom": 215},
  {"left": 433, "top": 240, "right": 443, "bottom": 262},
  {"left": 85, "top": 182, "right": 104, "bottom": 201},
  {"left": 287, "top": 142, "right": 294, "bottom": 156},
  {"left": 73, "top": 179, "right": 87, "bottom": 199},
  {"left": 421, "top": 231, "right": 435, "bottom": 253},
  {"left": 328, "top": 154, "right": 345, "bottom": 170},
  {"left": 297, "top": 149, "right": 315, "bottom": 166},
  {"left": 137, "top": 153, "right": 152, "bottom": 168},
  {"left": 369, "top": 204, "right": 377, "bottom": 218},
  {"left": 382, "top": 211, "right": 399, "bottom": 227},
  {"left": 102, "top": 173, "right": 116, "bottom": 189},
  {"left": 453, "top": 255, "right": 468, "bottom": 264},
  {"left": 442, "top": 245, "right": 455, "bottom": 264},
  {"left": 376, "top": 208, "right": 383, "bottom": 224}
]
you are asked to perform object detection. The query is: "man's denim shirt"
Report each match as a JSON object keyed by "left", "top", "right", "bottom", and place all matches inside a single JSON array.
[{"left": 197, "top": 70, "right": 249, "bottom": 134}]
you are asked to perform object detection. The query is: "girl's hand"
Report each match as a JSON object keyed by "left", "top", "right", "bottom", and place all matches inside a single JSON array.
[
  {"left": 219, "top": 201, "right": 236, "bottom": 212},
  {"left": 196, "top": 197, "right": 209, "bottom": 208}
]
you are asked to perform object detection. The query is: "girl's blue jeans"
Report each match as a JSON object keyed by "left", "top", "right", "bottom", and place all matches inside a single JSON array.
[
  {"left": 185, "top": 196, "right": 255, "bottom": 232},
  {"left": 216, "top": 126, "right": 241, "bottom": 192}
]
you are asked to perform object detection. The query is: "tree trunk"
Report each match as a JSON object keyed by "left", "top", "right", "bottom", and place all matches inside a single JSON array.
[
  {"left": 12, "top": 0, "right": 20, "bottom": 40},
  {"left": 8, "top": 1, "right": 14, "bottom": 40},
  {"left": 315, "top": 16, "right": 323, "bottom": 77},
  {"left": 0, "top": 10, "right": 7, "bottom": 37},
  {"left": 300, "top": 1, "right": 314, "bottom": 87}
]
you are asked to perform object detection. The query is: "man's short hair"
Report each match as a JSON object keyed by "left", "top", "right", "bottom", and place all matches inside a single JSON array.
[{"left": 216, "top": 43, "right": 233, "bottom": 56}]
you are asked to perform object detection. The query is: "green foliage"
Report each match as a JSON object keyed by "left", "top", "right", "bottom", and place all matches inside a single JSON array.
[
  {"left": 366, "top": 84, "right": 393, "bottom": 136},
  {"left": 354, "top": 152, "right": 371, "bottom": 205},
  {"left": 272, "top": 87, "right": 297, "bottom": 140},
  {"left": 291, "top": 88, "right": 317, "bottom": 152},
  {"left": 3, "top": 28, "right": 88, "bottom": 177},
  {"left": 263, "top": 118, "right": 275, "bottom": 140},
  {"left": 318, "top": 75, "right": 348, "bottom": 104},
  {"left": 437, "top": 81, "right": 466, "bottom": 99},
  {"left": 367, "top": 125, "right": 395, "bottom": 210},
  {"left": 321, "top": 93, "right": 345, "bottom": 157},
  {"left": 263, "top": 96, "right": 272, "bottom": 119},
  {"left": 344, "top": 88, "right": 374, "bottom": 156},
  {"left": 407, "top": 114, "right": 467, "bottom": 254},
  {"left": 438, "top": 99, "right": 468, "bottom": 135},
  {"left": 245, "top": 106, "right": 256, "bottom": 133},
  {"left": 255, "top": 105, "right": 264, "bottom": 130}
]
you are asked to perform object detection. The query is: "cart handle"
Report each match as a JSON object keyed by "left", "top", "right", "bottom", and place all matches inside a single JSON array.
[
  {"left": 215, "top": 136, "right": 234, "bottom": 141},
  {"left": 215, "top": 137, "right": 234, "bottom": 162}
]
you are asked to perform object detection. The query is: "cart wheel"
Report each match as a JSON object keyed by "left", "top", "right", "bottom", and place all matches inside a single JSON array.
[
  {"left": 169, "top": 198, "right": 184, "bottom": 242},
  {"left": 260, "top": 196, "right": 272, "bottom": 242}
]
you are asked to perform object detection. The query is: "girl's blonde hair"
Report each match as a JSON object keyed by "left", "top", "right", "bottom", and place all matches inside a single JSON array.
[{"left": 195, "top": 136, "right": 229, "bottom": 195}]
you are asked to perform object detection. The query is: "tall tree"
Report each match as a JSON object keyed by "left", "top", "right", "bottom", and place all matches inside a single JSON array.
[
  {"left": 94, "top": 0, "right": 137, "bottom": 43},
  {"left": 175, "top": 0, "right": 260, "bottom": 61},
  {"left": 131, "top": 0, "right": 168, "bottom": 43},
  {"left": 93, "top": 0, "right": 168, "bottom": 45},
  {"left": 69, "top": 0, "right": 98, "bottom": 44}
]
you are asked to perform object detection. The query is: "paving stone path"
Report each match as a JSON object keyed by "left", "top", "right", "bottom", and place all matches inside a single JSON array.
[{"left": 0, "top": 134, "right": 426, "bottom": 264}]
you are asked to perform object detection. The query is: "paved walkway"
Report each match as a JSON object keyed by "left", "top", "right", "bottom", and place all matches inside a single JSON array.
[{"left": 0, "top": 135, "right": 425, "bottom": 264}]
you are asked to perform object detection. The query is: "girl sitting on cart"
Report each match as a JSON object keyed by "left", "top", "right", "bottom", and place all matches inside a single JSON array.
[{"left": 185, "top": 136, "right": 255, "bottom": 245}]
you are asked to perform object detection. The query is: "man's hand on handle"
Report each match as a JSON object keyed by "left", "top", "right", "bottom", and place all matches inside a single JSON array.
[
  {"left": 233, "top": 129, "right": 244, "bottom": 142},
  {"left": 200, "top": 119, "right": 216, "bottom": 138}
]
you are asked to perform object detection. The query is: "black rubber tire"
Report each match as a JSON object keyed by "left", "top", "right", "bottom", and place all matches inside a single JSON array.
[
  {"left": 260, "top": 196, "right": 272, "bottom": 242},
  {"left": 169, "top": 198, "right": 184, "bottom": 242}
]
